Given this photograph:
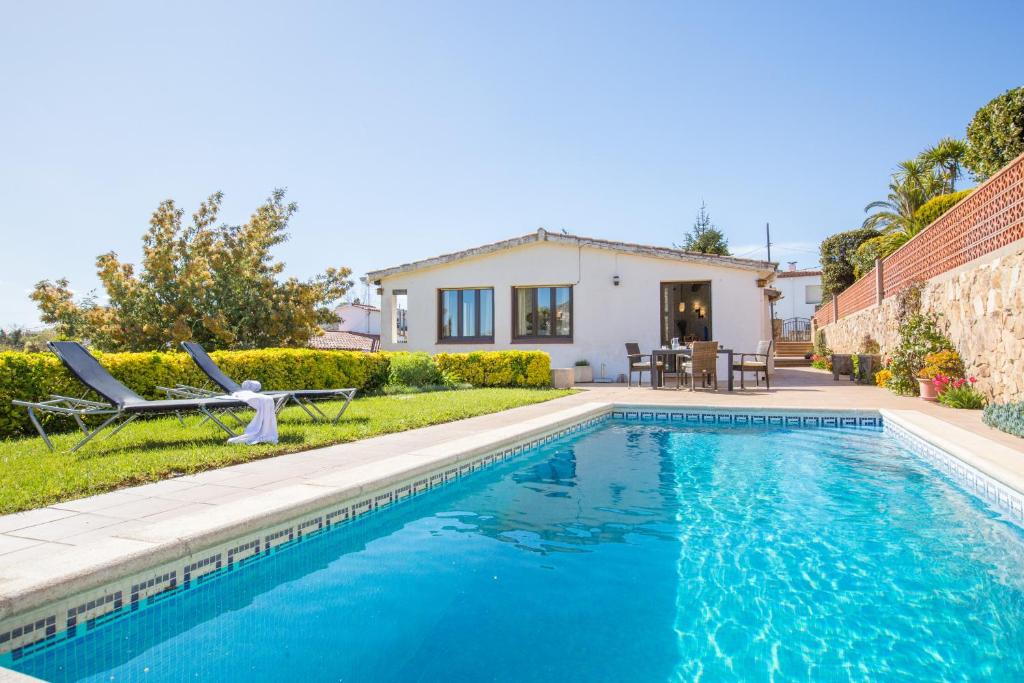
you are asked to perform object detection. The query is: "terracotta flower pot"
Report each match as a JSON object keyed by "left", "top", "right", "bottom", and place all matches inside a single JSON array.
[{"left": 918, "top": 377, "right": 938, "bottom": 401}]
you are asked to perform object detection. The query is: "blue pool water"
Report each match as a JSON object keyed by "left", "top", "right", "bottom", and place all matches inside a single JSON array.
[{"left": 6, "top": 420, "right": 1024, "bottom": 681}]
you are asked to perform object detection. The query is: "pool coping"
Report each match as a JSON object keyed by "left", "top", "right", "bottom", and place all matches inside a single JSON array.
[{"left": 1, "top": 402, "right": 1023, "bottom": 666}]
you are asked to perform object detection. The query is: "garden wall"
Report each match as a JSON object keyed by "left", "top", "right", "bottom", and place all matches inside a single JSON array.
[
  {"left": 814, "top": 150, "right": 1024, "bottom": 403},
  {"left": 817, "top": 244, "right": 1024, "bottom": 403}
]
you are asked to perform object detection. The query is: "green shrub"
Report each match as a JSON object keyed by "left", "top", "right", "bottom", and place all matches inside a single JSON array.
[
  {"left": 964, "top": 87, "right": 1024, "bottom": 181},
  {"left": 887, "top": 314, "right": 954, "bottom": 395},
  {"left": 387, "top": 352, "right": 444, "bottom": 387},
  {"left": 435, "top": 351, "right": 551, "bottom": 388},
  {"left": 983, "top": 402, "right": 1024, "bottom": 437},
  {"left": 937, "top": 383, "right": 986, "bottom": 410},
  {"left": 813, "top": 329, "right": 828, "bottom": 356},
  {"left": 851, "top": 233, "right": 909, "bottom": 279},
  {"left": 819, "top": 227, "right": 881, "bottom": 300},
  {"left": 913, "top": 189, "right": 973, "bottom": 229}
]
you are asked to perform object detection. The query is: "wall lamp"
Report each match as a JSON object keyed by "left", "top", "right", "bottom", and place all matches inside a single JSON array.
[{"left": 612, "top": 275, "right": 620, "bottom": 286}]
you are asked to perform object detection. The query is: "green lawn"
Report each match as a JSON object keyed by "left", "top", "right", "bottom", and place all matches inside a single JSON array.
[{"left": 0, "top": 388, "right": 574, "bottom": 514}]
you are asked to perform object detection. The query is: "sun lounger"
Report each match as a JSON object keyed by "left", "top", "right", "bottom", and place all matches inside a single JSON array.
[
  {"left": 178, "top": 342, "right": 357, "bottom": 424},
  {"left": 12, "top": 341, "right": 266, "bottom": 452}
]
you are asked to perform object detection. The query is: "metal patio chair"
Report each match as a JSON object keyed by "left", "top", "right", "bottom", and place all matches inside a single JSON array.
[
  {"left": 732, "top": 339, "right": 773, "bottom": 389},
  {"left": 11, "top": 341, "right": 269, "bottom": 452}
]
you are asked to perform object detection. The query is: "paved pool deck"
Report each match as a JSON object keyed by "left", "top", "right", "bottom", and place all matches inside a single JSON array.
[{"left": 1, "top": 367, "right": 1022, "bottom": 623}]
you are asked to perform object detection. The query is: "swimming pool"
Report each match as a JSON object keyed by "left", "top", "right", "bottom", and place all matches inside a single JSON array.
[{"left": 4, "top": 416, "right": 1024, "bottom": 681}]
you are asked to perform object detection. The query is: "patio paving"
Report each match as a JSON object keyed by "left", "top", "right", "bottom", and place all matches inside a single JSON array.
[{"left": 0, "top": 367, "right": 1021, "bottom": 621}]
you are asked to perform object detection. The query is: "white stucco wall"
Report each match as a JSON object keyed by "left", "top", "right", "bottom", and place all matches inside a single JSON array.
[
  {"left": 333, "top": 304, "right": 381, "bottom": 335},
  {"left": 376, "top": 241, "right": 774, "bottom": 380},
  {"left": 773, "top": 274, "right": 822, "bottom": 320}
]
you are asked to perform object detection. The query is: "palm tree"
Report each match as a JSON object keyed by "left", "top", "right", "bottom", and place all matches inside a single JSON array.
[
  {"left": 919, "top": 138, "right": 968, "bottom": 192},
  {"left": 863, "top": 159, "right": 943, "bottom": 238}
]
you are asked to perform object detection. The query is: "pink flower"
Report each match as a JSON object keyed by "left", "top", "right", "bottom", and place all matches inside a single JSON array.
[{"left": 969, "top": 377, "right": 977, "bottom": 384}]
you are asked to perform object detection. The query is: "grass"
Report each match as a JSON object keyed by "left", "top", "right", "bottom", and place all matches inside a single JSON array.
[{"left": 0, "top": 387, "right": 574, "bottom": 514}]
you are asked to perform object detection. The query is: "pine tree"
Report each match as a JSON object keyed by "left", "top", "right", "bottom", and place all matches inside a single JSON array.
[{"left": 677, "top": 202, "right": 730, "bottom": 255}]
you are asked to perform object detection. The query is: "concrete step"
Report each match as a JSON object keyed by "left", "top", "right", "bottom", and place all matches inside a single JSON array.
[
  {"left": 776, "top": 341, "right": 813, "bottom": 355},
  {"left": 775, "top": 356, "right": 812, "bottom": 367}
]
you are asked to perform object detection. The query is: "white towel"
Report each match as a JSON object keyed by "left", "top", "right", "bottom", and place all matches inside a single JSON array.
[{"left": 226, "top": 380, "right": 278, "bottom": 445}]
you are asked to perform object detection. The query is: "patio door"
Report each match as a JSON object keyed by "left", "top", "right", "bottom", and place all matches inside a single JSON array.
[{"left": 660, "top": 281, "right": 712, "bottom": 345}]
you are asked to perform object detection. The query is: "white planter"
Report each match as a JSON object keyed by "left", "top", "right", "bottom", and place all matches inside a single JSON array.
[{"left": 573, "top": 365, "right": 594, "bottom": 383}]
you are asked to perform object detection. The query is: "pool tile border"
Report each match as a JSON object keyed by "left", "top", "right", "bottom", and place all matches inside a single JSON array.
[
  {"left": 610, "top": 407, "right": 883, "bottom": 428},
  {"left": 884, "top": 417, "right": 1024, "bottom": 524}
]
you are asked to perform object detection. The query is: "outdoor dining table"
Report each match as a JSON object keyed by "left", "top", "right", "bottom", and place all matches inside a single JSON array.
[{"left": 650, "top": 347, "right": 735, "bottom": 391}]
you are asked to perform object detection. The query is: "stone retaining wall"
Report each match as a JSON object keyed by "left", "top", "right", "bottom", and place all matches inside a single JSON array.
[{"left": 816, "top": 245, "right": 1024, "bottom": 403}]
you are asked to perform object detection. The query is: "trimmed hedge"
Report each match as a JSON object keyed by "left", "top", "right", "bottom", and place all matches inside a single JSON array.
[
  {"left": 435, "top": 351, "right": 550, "bottom": 388},
  {"left": 913, "top": 189, "right": 973, "bottom": 230},
  {"left": 983, "top": 402, "right": 1024, "bottom": 438},
  {"left": 0, "top": 348, "right": 549, "bottom": 438}
]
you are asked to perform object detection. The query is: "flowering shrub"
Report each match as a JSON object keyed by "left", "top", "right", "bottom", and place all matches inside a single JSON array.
[
  {"left": 918, "top": 350, "right": 965, "bottom": 379},
  {"left": 933, "top": 374, "right": 986, "bottom": 409},
  {"left": 874, "top": 368, "right": 893, "bottom": 388},
  {"left": 887, "top": 313, "right": 955, "bottom": 395},
  {"left": 810, "top": 354, "right": 832, "bottom": 371}
]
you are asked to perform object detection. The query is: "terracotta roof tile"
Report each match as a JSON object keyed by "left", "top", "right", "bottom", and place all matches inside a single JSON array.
[{"left": 307, "top": 330, "right": 379, "bottom": 352}]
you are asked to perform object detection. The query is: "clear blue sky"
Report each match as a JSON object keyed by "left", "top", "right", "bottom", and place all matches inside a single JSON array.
[{"left": 2, "top": 1, "right": 1022, "bottom": 327}]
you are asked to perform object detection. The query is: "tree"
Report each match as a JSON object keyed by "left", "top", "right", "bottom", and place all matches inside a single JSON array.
[
  {"left": 31, "top": 190, "right": 352, "bottom": 352},
  {"left": 862, "top": 159, "right": 943, "bottom": 239},
  {"left": 819, "top": 227, "right": 880, "bottom": 300},
  {"left": 677, "top": 202, "right": 730, "bottom": 255},
  {"left": 964, "top": 86, "right": 1024, "bottom": 181},
  {"left": 919, "top": 137, "right": 968, "bottom": 192}
]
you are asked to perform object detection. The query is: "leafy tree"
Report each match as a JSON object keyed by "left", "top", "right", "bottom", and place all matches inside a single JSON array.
[
  {"left": 677, "top": 202, "right": 730, "bottom": 255},
  {"left": 819, "top": 227, "right": 880, "bottom": 300},
  {"left": 862, "top": 159, "right": 943, "bottom": 238},
  {"left": 919, "top": 137, "right": 968, "bottom": 192},
  {"left": 31, "top": 190, "right": 352, "bottom": 352},
  {"left": 964, "top": 86, "right": 1024, "bottom": 181}
]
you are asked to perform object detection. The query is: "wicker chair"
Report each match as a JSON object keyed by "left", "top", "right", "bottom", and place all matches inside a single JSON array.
[
  {"left": 732, "top": 339, "right": 773, "bottom": 389},
  {"left": 679, "top": 341, "right": 718, "bottom": 390},
  {"left": 624, "top": 342, "right": 662, "bottom": 387}
]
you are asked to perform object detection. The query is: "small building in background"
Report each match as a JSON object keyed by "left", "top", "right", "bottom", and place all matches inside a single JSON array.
[
  {"left": 308, "top": 301, "right": 381, "bottom": 352},
  {"left": 326, "top": 302, "right": 381, "bottom": 335},
  {"left": 773, "top": 263, "right": 822, "bottom": 321}
]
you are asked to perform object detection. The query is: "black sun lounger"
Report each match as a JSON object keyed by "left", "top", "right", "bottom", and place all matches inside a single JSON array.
[
  {"left": 12, "top": 341, "right": 260, "bottom": 452},
  {"left": 178, "top": 342, "right": 357, "bottom": 424}
]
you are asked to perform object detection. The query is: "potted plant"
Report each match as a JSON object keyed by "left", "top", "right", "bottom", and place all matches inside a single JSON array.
[
  {"left": 917, "top": 366, "right": 940, "bottom": 401},
  {"left": 573, "top": 359, "right": 593, "bottom": 383}
]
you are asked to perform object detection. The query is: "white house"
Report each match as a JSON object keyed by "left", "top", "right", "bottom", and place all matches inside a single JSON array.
[
  {"left": 367, "top": 229, "right": 777, "bottom": 380},
  {"left": 328, "top": 302, "right": 381, "bottom": 335},
  {"left": 773, "top": 263, "right": 823, "bottom": 321}
]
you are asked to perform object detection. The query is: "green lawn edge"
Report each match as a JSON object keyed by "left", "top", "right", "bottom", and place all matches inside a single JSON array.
[{"left": 0, "top": 388, "right": 576, "bottom": 515}]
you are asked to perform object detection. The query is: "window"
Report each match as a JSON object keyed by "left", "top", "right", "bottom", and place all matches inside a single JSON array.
[
  {"left": 805, "top": 285, "right": 823, "bottom": 305},
  {"left": 512, "top": 286, "right": 573, "bottom": 342},
  {"left": 438, "top": 288, "right": 493, "bottom": 342}
]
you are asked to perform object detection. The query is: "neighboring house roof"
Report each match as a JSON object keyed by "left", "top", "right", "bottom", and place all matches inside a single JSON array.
[
  {"left": 307, "top": 330, "right": 380, "bottom": 352},
  {"left": 337, "top": 302, "right": 380, "bottom": 312},
  {"left": 367, "top": 228, "right": 777, "bottom": 282},
  {"left": 776, "top": 269, "right": 821, "bottom": 278}
]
